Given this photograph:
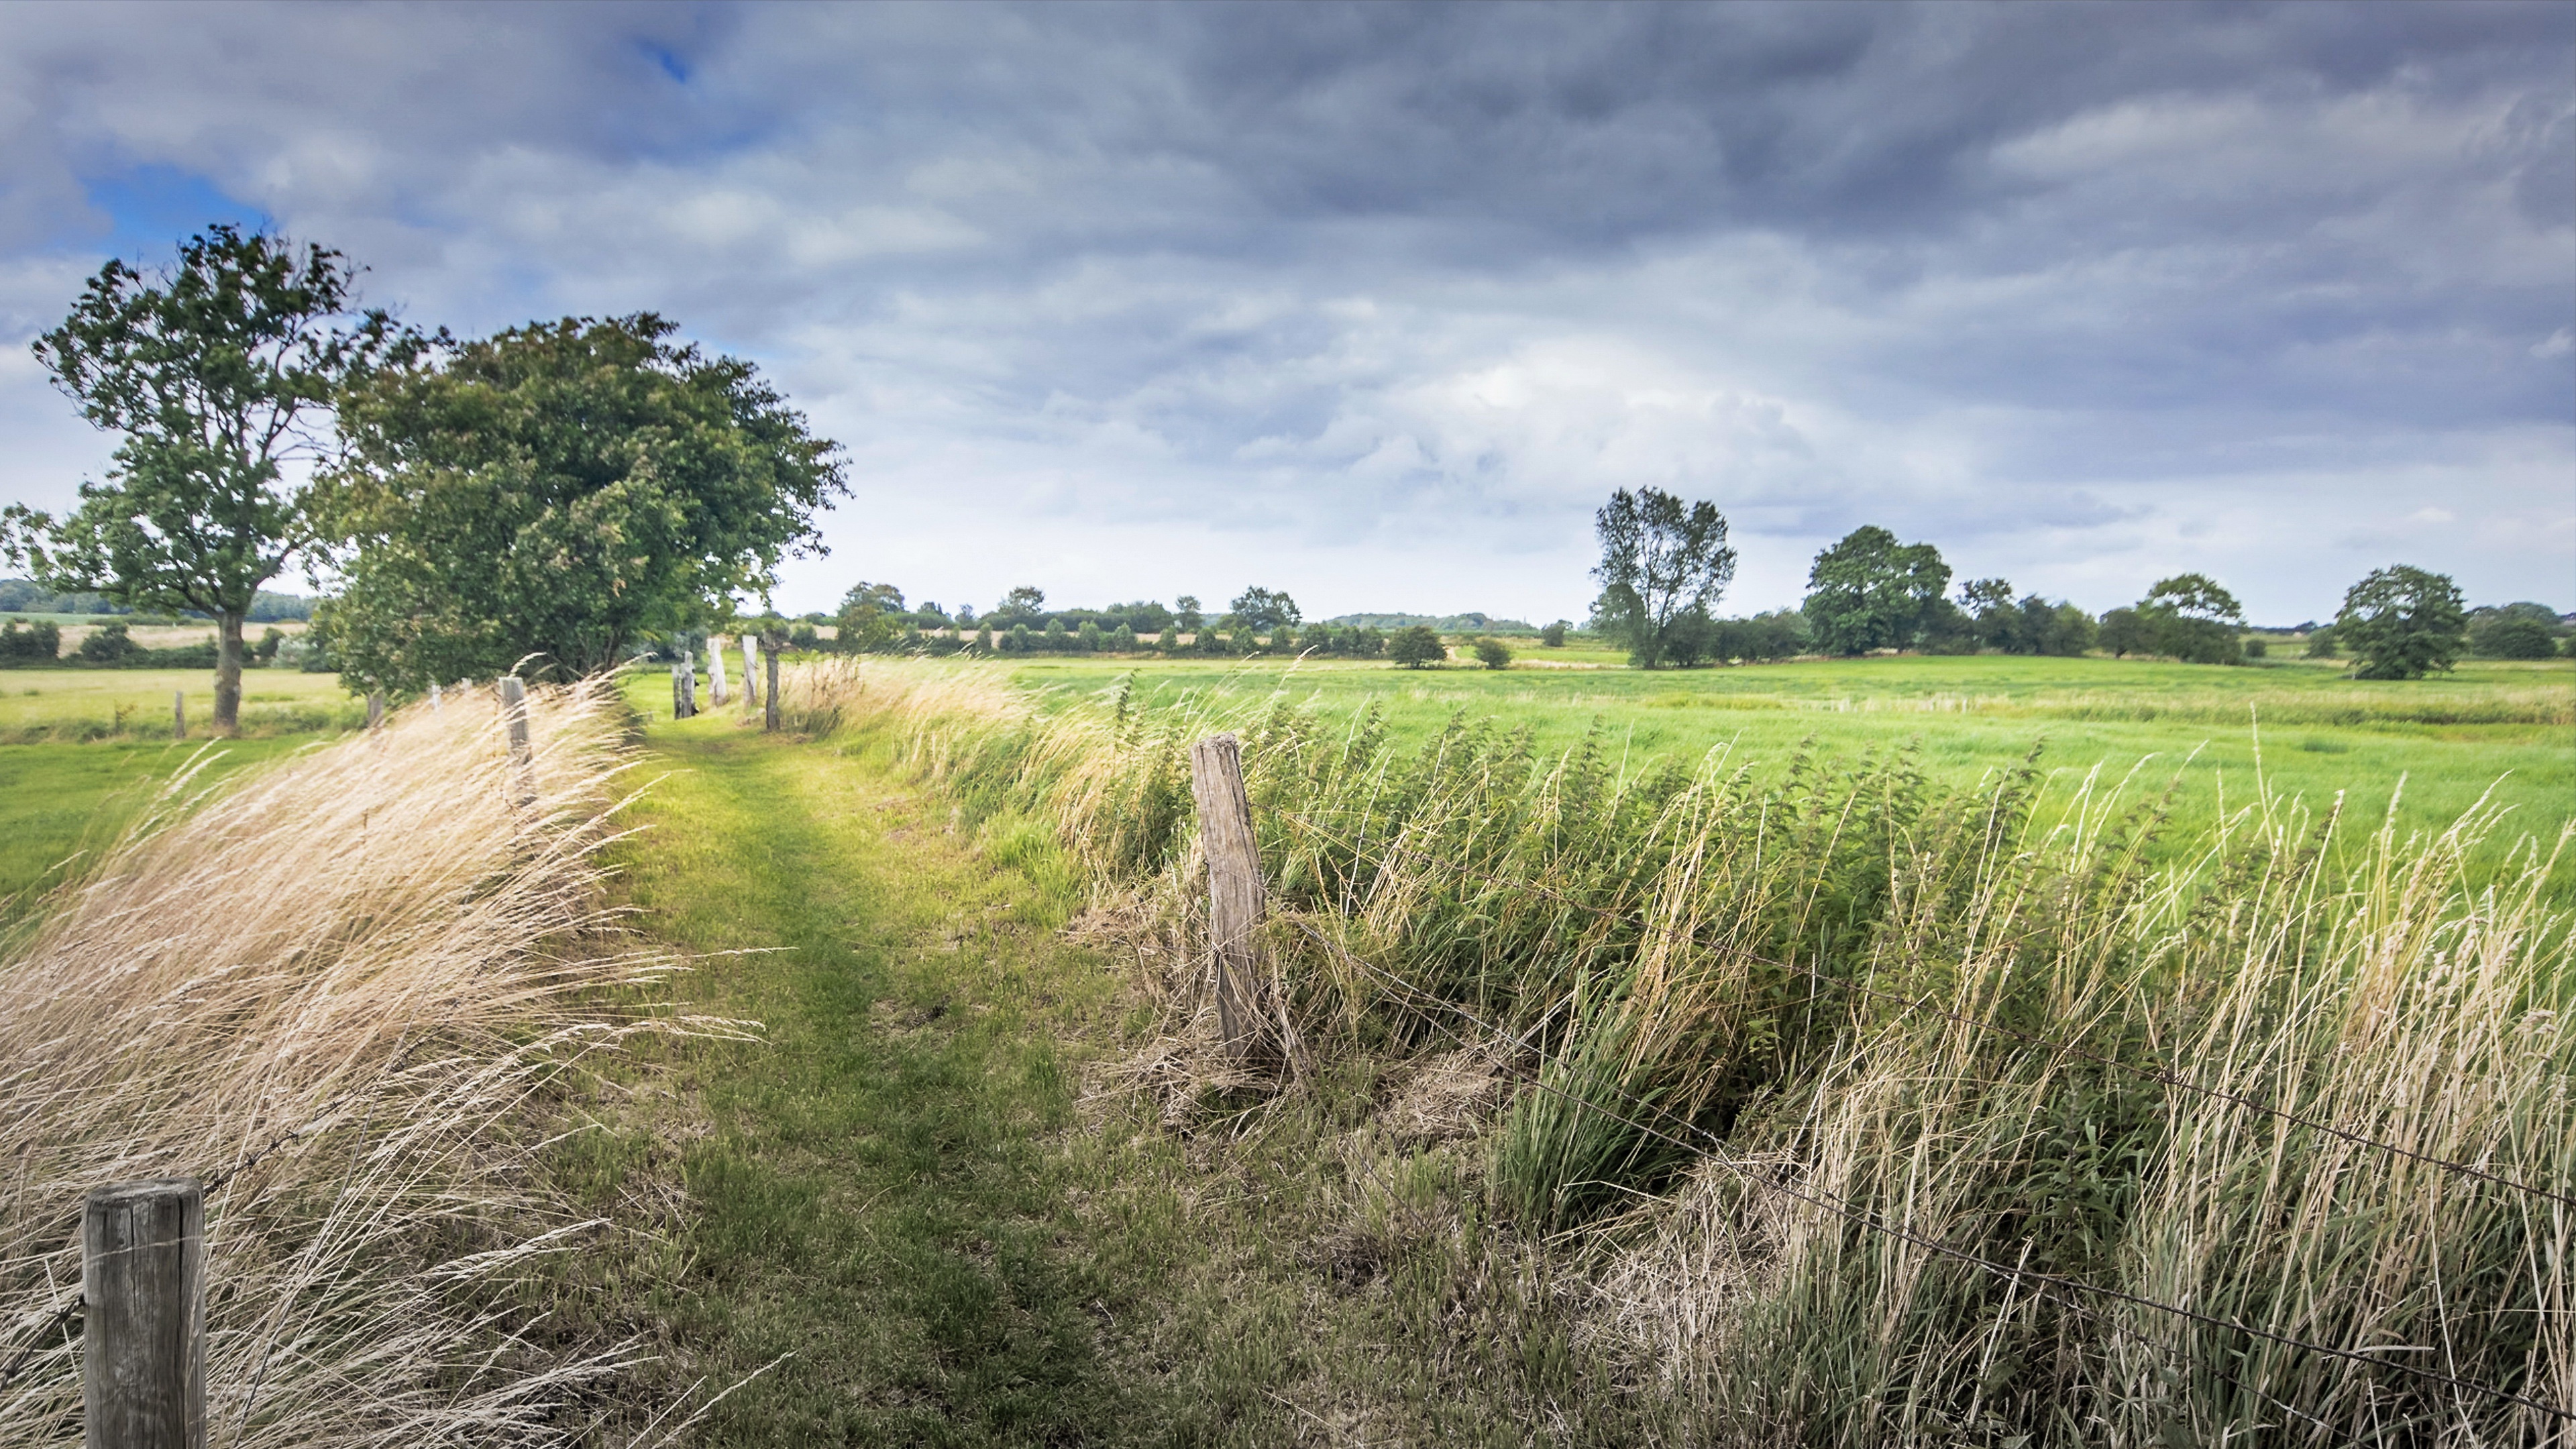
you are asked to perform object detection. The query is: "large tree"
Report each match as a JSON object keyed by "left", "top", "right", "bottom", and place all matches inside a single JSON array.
[
  {"left": 311, "top": 313, "right": 844, "bottom": 687},
  {"left": 2138, "top": 573, "right": 2244, "bottom": 665},
  {"left": 2335, "top": 565, "right": 2466, "bottom": 680},
  {"left": 1591, "top": 488, "right": 1737, "bottom": 669},
  {"left": 3, "top": 225, "right": 416, "bottom": 732},
  {"left": 1800, "top": 525, "right": 1949, "bottom": 655},
  {"left": 1228, "top": 586, "right": 1301, "bottom": 634}
]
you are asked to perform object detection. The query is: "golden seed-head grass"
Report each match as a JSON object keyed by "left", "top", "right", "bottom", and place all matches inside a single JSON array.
[{"left": 0, "top": 678, "right": 733, "bottom": 1447}]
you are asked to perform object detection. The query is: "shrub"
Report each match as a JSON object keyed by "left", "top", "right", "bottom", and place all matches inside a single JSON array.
[
  {"left": 1540, "top": 620, "right": 1568, "bottom": 647},
  {"left": 74, "top": 621, "right": 143, "bottom": 665},
  {"left": 2472, "top": 615, "right": 2559, "bottom": 659},
  {"left": 1388, "top": 625, "right": 1444, "bottom": 668},
  {"left": 1472, "top": 637, "right": 1512, "bottom": 670},
  {"left": 0, "top": 619, "right": 60, "bottom": 665}
]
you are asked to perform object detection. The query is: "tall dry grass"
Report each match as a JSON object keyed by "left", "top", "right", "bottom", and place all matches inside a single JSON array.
[
  {"left": 0, "top": 678, "right": 724, "bottom": 1447},
  {"left": 797, "top": 658, "right": 2576, "bottom": 1446}
]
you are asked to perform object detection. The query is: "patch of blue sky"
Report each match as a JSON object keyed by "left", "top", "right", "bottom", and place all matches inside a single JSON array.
[{"left": 78, "top": 164, "right": 270, "bottom": 261}]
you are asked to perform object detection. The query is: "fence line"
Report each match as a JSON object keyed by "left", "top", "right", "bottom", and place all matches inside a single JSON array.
[{"left": 1273, "top": 806, "right": 2576, "bottom": 1214}]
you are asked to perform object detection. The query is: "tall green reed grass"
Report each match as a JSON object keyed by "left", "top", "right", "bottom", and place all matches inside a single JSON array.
[{"left": 787, "top": 658, "right": 2575, "bottom": 1445}]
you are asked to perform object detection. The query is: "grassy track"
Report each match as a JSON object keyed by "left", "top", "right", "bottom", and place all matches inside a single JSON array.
[
  {"left": 574, "top": 700, "right": 1668, "bottom": 1445},
  {"left": 584, "top": 709, "right": 1160, "bottom": 1444}
]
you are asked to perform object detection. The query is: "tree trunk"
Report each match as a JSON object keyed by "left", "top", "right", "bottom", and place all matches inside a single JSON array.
[{"left": 213, "top": 613, "right": 245, "bottom": 735}]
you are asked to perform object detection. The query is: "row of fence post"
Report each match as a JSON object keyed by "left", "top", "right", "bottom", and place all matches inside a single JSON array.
[{"left": 670, "top": 637, "right": 777, "bottom": 731}]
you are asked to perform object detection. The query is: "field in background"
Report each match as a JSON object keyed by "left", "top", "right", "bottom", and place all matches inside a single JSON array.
[
  {"left": 0, "top": 666, "right": 358, "bottom": 742},
  {"left": 997, "top": 651, "right": 2576, "bottom": 895}
]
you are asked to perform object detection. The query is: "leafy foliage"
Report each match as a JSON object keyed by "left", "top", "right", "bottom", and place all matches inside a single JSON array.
[
  {"left": 2337, "top": 564, "right": 2467, "bottom": 680},
  {"left": 1389, "top": 625, "right": 1445, "bottom": 668},
  {"left": 1592, "top": 488, "right": 1738, "bottom": 669},
  {"left": 7, "top": 225, "right": 419, "bottom": 728},
  {"left": 1800, "top": 525, "right": 1949, "bottom": 654},
  {"left": 312, "top": 314, "right": 845, "bottom": 688},
  {"left": 1228, "top": 586, "right": 1301, "bottom": 633}
]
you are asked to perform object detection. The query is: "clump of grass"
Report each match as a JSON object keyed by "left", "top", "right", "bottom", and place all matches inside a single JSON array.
[
  {"left": 791, "top": 659, "right": 2576, "bottom": 1443},
  {"left": 0, "top": 678, "right": 725, "bottom": 1446}
]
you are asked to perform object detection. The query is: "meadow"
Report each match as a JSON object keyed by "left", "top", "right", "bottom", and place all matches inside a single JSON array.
[
  {"left": 1002, "top": 651, "right": 2576, "bottom": 895},
  {"left": 2, "top": 649, "right": 2569, "bottom": 1444},
  {"left": 775, "top": 653, "right": 2576, "bottom": 1444}
]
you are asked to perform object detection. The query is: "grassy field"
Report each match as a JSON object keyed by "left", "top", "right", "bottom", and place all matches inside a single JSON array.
[
  {"left": 994, "top": 651, "right": 2576, "bottom": 894},
  {"left": 777, "top": 656, "right": 2575, "bottom": 1442},
  {"left": 1, "top": 651, "right": 2567, "bottom": 1442},
  {"left": 0, "top": 665, "right": 358, "bottom": 742}
]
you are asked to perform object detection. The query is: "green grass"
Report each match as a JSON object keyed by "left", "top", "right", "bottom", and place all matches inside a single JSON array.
[
  {"left": 0, "top": 667, "right": 359, "bottom": 742},
  {"left": 556, "top": 686, "right": 1668, "bottom": 1444},
  {"left": 0, "top": 738, "right": 319, "bottom": 930},
  {"left": 997, "top": 651, "right": 2576, "bottom": 893}
]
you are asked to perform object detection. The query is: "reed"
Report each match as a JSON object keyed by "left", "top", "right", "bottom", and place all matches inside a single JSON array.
[
  {"left": 798, "top": 657, "right": 2575, "bottom": 1444},
  {"left": 0, "top": 678, "right": 720, "bottom": 1447}
]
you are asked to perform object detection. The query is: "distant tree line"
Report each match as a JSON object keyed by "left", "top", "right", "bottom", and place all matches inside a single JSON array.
[{"left": 1589, "top": 489, "right": 2567, "bottom": 680}]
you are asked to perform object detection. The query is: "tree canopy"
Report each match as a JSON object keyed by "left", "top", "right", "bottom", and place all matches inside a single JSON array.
[
  {"left": 1388, "top": 625, "right": 1444, "bottom": 668},
  {"left": 5, "top": 225, "right": 418, "bottom": 729},
  {"left": 2336, "top": 564, "right": 2466, "bottom": 680},
  {"left": 1228, "top": 586, "right": 1300, "bottom": 633},
  {"left": 311, "top": 313, "right": 845, "bottom": 687},
  {"left": 1800, "top": 526, "right": 1949, "bottom": 655},
  {"left": 2138, "top": 573, "right": 2244, "bottom": 665},
  {"left": 1591, "top": 488, "right": 1737, "bottom": 669}
]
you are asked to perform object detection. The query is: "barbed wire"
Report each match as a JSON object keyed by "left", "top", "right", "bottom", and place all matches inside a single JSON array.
[
  {"left": 1272, "top": 806, "right": 2576, "bottom": 1214},
  {"left": 1282, "top": 915, "right": 2573, "bottom": 1429}
]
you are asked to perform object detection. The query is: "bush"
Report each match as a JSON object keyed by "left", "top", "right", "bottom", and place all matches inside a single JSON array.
[
  {"left": 2471, "top": 615, "right": 2559, "bottom": 659},
  {"left": 0, "top": 619, "right": 60, "bottom": 665},
  {"left": 1389, "top": 625, "right": 1444, "bottom": 669},
  {"left": 75, "top": 622, "right": 144, "bottom": 665},
  {"left": 2305, "top": 627, "right": 2339, "bottom": 659},
  {"left": 2245, "top": 638, "right": 2268, "bottom": 658},
  {"left": 1540, "top": 620, "right": 1569, "bottom": 647},
  {"left": 1472, "top": 637, "right": 1513, "bottom": 670}
]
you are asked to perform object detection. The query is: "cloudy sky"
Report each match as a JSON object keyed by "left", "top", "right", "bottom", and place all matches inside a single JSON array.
[{"left": 1, "top": 2, "right": 2569, "bottom": 623}]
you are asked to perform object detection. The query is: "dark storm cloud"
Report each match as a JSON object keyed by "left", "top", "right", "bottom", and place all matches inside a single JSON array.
[{"left": 0, "top": 1, "right": 2568, "bottom": 619}]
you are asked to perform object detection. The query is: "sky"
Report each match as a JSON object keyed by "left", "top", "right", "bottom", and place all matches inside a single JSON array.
[{"left": 0, "top": 2, "right": 2569, "bottom": 625}]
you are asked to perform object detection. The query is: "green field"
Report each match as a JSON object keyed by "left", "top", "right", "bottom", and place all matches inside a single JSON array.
[
  {"left": 0, "top": 667, "right": 359, "bottom": 743},
  {"left": 989, "top": 651, "right": 2576, "bottom": 894}
]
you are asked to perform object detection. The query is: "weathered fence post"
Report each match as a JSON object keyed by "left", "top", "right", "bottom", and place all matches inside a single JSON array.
[
  {"left": 708, "top": 634, "right": 729, "bottom": 706},
  {"left": 682, "top": 651, "right": 698, "bottom": 717},
  {"left": 764, "top": 643, "right": 781, "bottom": 733},
  {"left": 83, "top": 1179, "right": 205, "bottom": 1449},
  {"left": 669, "top": 662, "right": 685, "bottom": 720},
  {"left": 1187, "top": 733, "right": 1263, "bottom": 1061},
  {"left": 429, "top": 682, "right": 443, "bottom": 714},
  {"left": 170, "top": 692, "right": 184, "bottom": 742},
  {"left": 499, "top": 676, "right": 535, "bottom": 806},
  {"left": 366, "top": 692, "right": 385, "bottom": 731},
  {"left": 741, "top": 637, "right": 759, "bottom": 709}
]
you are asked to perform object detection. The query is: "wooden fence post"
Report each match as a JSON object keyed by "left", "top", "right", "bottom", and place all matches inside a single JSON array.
[
  {"left": 429, "top": 682, "right": 443, "bottom": 714},
  {"left": 683, "top": 651, "right": 698, "bottom": 717},
  {"left": 366, "top": 692, "right": 385, "bottom": 731},
  {"left": 764, "top": 644, "right": 781, "bottom": 733},
  {"left": 83, "top": 1179, "right": 205, "bottom": 1449},
  {"left": 741, "top": 637, "right": 759, "bottom": 709},
  {"left": 708, "top": 635, "right": 729, "bottom": 706},
  {"left": 669, "top": 662, "right": 684, "bottom": 721},
  {"left": 170, "top": 693, "right": 184, "bottom": 742},
  {"left": 1188, "top": 733, "right": 1263, "bottom": 1061},
  {"left": 499, "top": 676, "right": 534, "bottom": 806}
]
